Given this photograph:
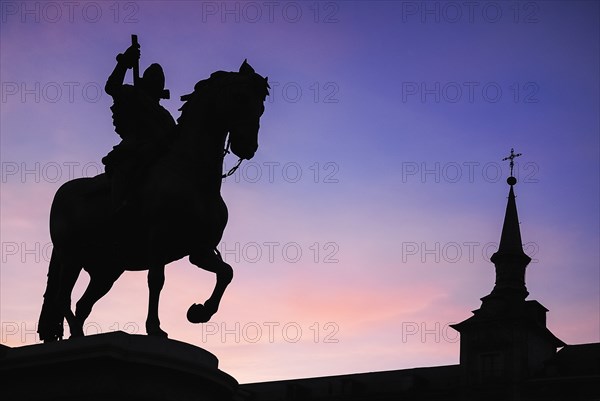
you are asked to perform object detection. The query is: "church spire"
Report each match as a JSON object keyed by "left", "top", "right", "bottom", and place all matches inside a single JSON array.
[
  {"left": 488, "top": 148, "right": 531, "bottom": 300},
  {"left": 451, "top": 149, "right": 566, "bottom": 394}
]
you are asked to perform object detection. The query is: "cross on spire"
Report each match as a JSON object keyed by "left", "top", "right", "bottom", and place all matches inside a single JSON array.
[{"left": 502, "top": 148, "right": 522, "bottom": 178}]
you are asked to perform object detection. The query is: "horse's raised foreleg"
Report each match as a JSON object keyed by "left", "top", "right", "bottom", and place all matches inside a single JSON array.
[
  {"left": 72, "top": 268, "right": 123, "bottom": 337},
  {"left": 146, "top": 264, "right": 168, "bottom": 337},
  {"left": 187, "top": 249, "right": 233, "bottom": 323}
]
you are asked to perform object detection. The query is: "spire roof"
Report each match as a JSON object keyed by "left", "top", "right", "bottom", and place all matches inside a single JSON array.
[
  {"left": 488, "top": 149, "right": 531, "bottom": 300},
  {"left": 491, "top": 149, "right": 531, "bottom": 264},
  {"left": 495, "top": 183, "right": 528, "bottom": 257}
]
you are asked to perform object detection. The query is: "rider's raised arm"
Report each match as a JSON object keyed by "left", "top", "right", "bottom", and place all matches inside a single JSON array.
[{"left": 105, "top": 44, "right": 140, "bottom": 97}]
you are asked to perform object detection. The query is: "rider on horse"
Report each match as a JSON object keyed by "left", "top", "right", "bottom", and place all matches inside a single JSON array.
[{"left": 102, "top": 41, "right": 176, "bottom": 211}]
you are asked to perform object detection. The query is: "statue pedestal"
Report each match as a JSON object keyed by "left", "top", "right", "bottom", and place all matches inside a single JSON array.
[{"left": 0, "top": 331, "right": 238, "bottom": 401}]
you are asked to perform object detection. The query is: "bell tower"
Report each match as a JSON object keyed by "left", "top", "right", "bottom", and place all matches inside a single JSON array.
[{"left": 451, "top": 149, "right": 565, "bottom": 401}]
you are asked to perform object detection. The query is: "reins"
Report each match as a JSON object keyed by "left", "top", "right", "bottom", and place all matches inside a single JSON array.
[{"left": 222, "top": 135, "right": 243, "bottom": 178}]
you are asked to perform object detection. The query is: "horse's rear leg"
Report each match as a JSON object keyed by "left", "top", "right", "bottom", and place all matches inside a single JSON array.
[
  {"left": 57, "top": 261, "right": 82, "bottom": 338},
  {"left": 38, "top": 248, "right": 65, "bottom": 342},
  {"left": 38, "top": 247, "right": 82, "bottom": 342},
  {"left": 72, "top": 269, "right": 123, "bottom": 337},
  {"left": 146, "top": 264, "right": 168, "bottom": 337},
  {"left": 187, "top": 249, "right": 233, "bottom": 323}
]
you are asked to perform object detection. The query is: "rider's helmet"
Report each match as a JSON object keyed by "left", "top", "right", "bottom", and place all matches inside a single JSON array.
[{"left": 141, "top": 63, "right": 165, "bottom": 100}]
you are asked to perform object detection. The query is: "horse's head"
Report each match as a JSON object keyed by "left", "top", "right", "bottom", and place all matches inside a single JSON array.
[
  {"left": 179, "top": 60, "right": 269, "bottom": 161},
  {"left": 225, "top": 60, "right": 269, "bottom": 160}
]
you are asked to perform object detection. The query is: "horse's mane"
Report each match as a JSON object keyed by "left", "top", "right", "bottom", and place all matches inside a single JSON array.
[
  {"left": 176, "top": 67, "right": 269, "bottom": 127},
  {"left": 176, "top": 71, "right": 228, "bottom": 127}
]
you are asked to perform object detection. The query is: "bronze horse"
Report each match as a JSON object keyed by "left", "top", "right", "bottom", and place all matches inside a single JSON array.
[{"left": 37, "top": 61, "right": 269, "bottom": 342}]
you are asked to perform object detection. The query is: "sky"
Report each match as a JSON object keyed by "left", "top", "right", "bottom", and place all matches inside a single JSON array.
[{"left": 1, "top": 0, "right": 599, "bottom": 384}]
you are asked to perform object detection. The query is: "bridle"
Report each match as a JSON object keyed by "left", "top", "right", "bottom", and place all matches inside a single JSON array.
[{"left": 221, "top": 135, "right": 243, "bottom": 178}]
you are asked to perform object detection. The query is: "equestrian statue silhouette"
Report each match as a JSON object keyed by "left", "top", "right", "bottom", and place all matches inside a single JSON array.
[{"left": 37, "top": 36, "right": 270, "bottom": 342}]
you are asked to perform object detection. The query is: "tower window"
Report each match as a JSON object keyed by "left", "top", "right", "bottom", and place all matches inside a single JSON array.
[{"left": 480, "top": 352, "right": 504, "bottom": 379}]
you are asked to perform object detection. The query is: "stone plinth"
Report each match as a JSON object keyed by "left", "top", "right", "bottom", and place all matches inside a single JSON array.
[{"left": 0, "top": 331, "right": 238, "bottom": 401}]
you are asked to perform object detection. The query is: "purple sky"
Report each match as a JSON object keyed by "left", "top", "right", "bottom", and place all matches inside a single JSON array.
[{"left": 1, "top": 1, "right": 599, "bottom": 383}]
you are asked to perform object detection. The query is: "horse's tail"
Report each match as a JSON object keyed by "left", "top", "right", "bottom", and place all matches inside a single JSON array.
[{"left": 37, "top": 247, "right": 64, "bottom": 342}]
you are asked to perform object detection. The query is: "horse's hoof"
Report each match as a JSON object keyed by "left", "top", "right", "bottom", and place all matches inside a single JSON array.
[
  {"left": 146, "top": 324, "right": 168, "bottom": 338},
  {"left": 69, "top": 326, "right": 84, "bottom": 338},
  {"left": 42, "top": 335, "right": 61, "bottom": 343},
  {"left": 187, "top": 303, "right": 212, "bottom": 323},
  {"left": 147, "top": 329, "right": 168, "bottom": 338}
]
